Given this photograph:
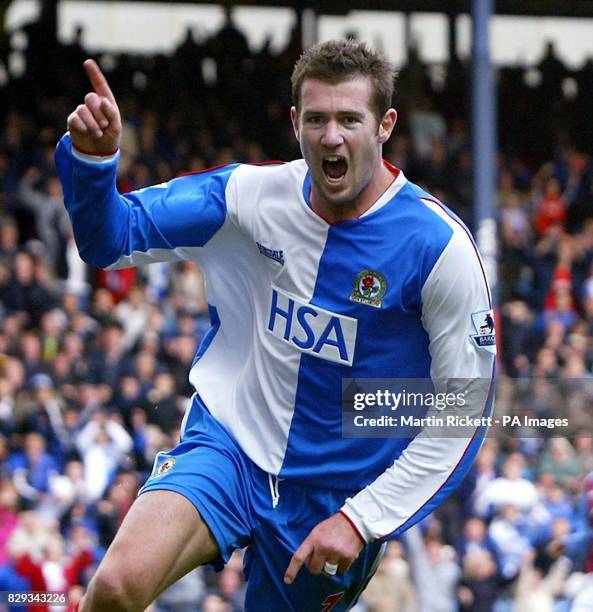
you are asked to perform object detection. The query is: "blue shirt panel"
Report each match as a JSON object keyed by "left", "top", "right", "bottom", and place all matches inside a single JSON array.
[{"left": 280, "top": 182, "right": 455, "bottom": 488}]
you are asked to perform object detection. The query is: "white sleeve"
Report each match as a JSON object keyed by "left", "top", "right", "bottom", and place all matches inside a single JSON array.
[
  {"left": 76, "top": 421, "right": 100, "bottom": 452},
  {"left": 340, "top": 207, "right": 496, "bottom": 542},
  {"left": 106, "top": 420, "right": 134, "bottom": 455}
]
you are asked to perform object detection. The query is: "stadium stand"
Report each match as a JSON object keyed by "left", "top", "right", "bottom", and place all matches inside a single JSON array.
[{"left": 1, "top": 10, "right": 593, "bottom": 611}]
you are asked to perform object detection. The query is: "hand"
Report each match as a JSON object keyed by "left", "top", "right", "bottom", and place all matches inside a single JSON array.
[
  {"left": 23, "top": 166, "right": 41, "bottom": 184},
  {"left": 457, "top": 586, "right": 474, "bottom": 607},
  {"left": 67, "top": 59, "right": 122, "bottom": 155},
  {"left": 546, "top": 538, "right": 566, "bottom": 560},
  {"left": 521, "top": 547, "right": 536, "bottom": 564},
  {"left": 284, "top": 512, "right": 364, "bottom": 584}
]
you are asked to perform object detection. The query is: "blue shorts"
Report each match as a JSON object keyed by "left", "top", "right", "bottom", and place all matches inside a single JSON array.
[{"left": 140, "top": 395, "right": 384, "bottom": 612}]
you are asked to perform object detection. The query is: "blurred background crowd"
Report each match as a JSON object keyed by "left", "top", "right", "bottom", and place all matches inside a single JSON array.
[{"left": 1, "top": 4, "right": 593, "bottom": 612}]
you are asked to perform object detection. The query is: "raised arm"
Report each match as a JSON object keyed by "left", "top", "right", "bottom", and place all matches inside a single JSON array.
[{"left": 55, "top": 61, "right": 238, "bottom": 270}]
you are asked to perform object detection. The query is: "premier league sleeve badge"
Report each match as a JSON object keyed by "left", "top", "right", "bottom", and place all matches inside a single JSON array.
[{"left": 469, "top": 309, "right": 497, "bottom": 354}]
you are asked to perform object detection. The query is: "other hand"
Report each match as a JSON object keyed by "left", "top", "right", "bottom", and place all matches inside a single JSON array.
[{"left": 284, "top": 512, "right": 364, "bottom": 584}]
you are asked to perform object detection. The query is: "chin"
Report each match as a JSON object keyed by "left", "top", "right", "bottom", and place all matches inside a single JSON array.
[{"left": 321, "top": 189, "right": 354, "bottom": 207}]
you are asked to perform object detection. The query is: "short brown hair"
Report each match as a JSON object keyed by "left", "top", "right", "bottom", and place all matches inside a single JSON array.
[{"left": 291, "top": 39, "right": 397, "bottom": 120}]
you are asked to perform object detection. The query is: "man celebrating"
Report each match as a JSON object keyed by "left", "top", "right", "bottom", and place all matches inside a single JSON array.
[{"left": 56, "top": 39, "right": 495, "bottom": 611}]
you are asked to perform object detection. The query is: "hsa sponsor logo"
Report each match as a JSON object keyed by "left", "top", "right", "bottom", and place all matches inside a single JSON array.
[{"left": 266, "top": 286, "right": 357, "bottom": 366}]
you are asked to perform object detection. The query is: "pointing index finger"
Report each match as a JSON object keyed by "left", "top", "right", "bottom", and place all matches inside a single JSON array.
[
  {"left": 83, "top": 59, "right": 116, "bottom": 104},
  {"left": 284, "top": 540, "right": 313, "bottom": 585}
]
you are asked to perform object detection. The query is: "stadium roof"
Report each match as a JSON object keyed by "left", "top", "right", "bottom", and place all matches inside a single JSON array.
[{"left": 91, "top": 0, "right": 593, "bottom": 19}]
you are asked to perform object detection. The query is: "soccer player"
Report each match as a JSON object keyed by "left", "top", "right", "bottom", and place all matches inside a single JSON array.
[{"left": 56, "top": 40, "right": 496, "bottom": 611}]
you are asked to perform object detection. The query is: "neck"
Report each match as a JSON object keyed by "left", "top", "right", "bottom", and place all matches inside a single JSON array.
[{"left": 310, "top": 161, "right": 395, "bottom": 224}]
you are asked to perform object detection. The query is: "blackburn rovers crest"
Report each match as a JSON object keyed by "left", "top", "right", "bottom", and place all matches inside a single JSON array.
[
  {"left": 155, "top": 456, "right": 176, "bottom": 476},
  {"left": 350, "top": 270, "right": 387, "bottom": 308}
]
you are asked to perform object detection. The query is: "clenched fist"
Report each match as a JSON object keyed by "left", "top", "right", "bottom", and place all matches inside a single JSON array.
[{"left": 67, "top": 59, "right": 122, "bottom": 155}]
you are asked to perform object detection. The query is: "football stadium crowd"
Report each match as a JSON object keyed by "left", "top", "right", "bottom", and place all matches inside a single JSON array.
[{"left": 1, "top": 10, "right": 593, "bottom": 612}]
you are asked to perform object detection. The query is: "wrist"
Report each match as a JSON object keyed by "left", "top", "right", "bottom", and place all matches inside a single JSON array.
[
  {"left": 71, "top": 143, "right": 119, "bottom": 165},
  {"left": 72, "top": 144, "right": 119, "bottom": 157},
  {"left": 338, "top": 509, "right": 367, "bottom": 546},
  {"left": 339, "top": 496, "right": 380, "bottom": 543}
]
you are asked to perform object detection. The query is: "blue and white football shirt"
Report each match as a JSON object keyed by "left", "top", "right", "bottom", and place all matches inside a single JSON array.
[{"left": 55, "top": 133, "right": 495, "bottom": 543}]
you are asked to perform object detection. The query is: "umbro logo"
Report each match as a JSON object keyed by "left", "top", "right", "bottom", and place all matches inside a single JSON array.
[{"left": 256, "top": 241, "right": 285, "bottom": 265}]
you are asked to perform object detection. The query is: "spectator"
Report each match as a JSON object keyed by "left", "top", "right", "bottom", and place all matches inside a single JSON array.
[
  {"left": 0, "top": 215, "right": 19, "bottom": 261},
  {"left": 361, "top": 540, "right": 417, "bottom": 612},
  {"left": 574, "top": 432, "right": 593, "bottom": 475},
  {"left": 404, "top": 525, "right": 460, "bottom": 612},
  {"left": 457, "top": 549, "right": 499, "bottom": 612},
  {"left": 534, "top": 176, "right": 566, "bottom": 236},
  {"left": 538, "top": 437, "right": 582, "bottom": 491},
  {"left": 202, "top": 594, "right": 231, "bottom": 612},
  {"left": 8, "top": 432, "right": 59, "bottom": 508},
  {"left": 75, "top": 413, "right": 133, "bottom": 501},
  {"left": 475, "top": 454, "right": 539, "bottom": 517},
  {"left": 18, "top": 373, "right": 67, "bottom": 461},
  {"left": 170, "top": 261, "right": 208, "bottom": 315},
  {"left": 87, "top": 323, "right": 131, "bottom": 390},
  {"left": 514, "top": 548, "right": 570, "bottom": 612},
  {"left": 18, "top": 168, "right": 70, "bottom": 273},
  {"left": 18, "top": 331, "right": 46, "bottom": 379},
  {"left": 455, "top": 516, "right": 497, "bottom": 562},
  {"left": 155, "top": 567, "right": 207, "bottom": 612},
  {"left": 115, "top": 284, "right": 151, "bottom": 350},
  {"left": 0, "top": 377, "right": 16, "bottom": 435},
  {"left": 488, "top": 505, "right": 532, "bottom": 580},
  {"left": 216, "top": 564, "right": 246, "bottom": 611},
  {"left": 3, "top": 252, "right": 57, "bottom": 327},
  {"left": 0, "top": 476, "right": 20, "bottom": 564},
  {"left": 408, "top": 97, "right": 446, "bottom": 160},
  {"left": 145, "top": 371, "right": 183, "bottom": 435}
]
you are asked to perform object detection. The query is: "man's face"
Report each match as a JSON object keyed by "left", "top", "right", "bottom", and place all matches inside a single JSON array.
[{"left": 291, "top": 76, "right": 395, "bottom": 208}]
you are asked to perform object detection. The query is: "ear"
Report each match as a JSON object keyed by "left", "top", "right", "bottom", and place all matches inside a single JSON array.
[
  {"left": 290, "top": 106, "right": 299, "bottom": 140},
  {"left": 378, "top": 108, "right": 397, "bottom": 144}
]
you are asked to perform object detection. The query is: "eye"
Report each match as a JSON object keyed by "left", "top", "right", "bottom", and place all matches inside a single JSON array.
[
  {"left": 306, "top": 115, "right": 323, "bottom": 125},
  {"left": 342, "top": 116, "right": 360, "bottom": 126}
]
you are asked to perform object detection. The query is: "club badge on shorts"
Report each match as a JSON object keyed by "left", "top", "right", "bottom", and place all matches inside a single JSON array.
[
  {"left": 470, "top": 309, "right": 496, "bottom": 354},
  {"left": 350, "top": 270, "right": 387, "bottom": 308},
  {"left": 153, "top": 454, "right": 176, "bottom": 477}
]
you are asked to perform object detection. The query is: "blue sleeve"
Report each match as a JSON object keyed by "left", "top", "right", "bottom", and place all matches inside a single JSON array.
[
  {"left": 564, "top": 530, "right": 592, "bottom": 565},
  {"left": 54, "top": 133, "right": 238, "bottom": 269},
  {"left": 564, "top": 495, "right": 593, "bottom": 566}
]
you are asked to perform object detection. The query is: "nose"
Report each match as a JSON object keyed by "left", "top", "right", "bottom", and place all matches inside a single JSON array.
[{"left": 321, "top": 119, "right": 344, "bottom": 148}]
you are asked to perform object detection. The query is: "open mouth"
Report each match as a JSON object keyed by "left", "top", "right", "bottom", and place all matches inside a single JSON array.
[{"left": 322, "top": 156, "right": 348, "bottom": 183}]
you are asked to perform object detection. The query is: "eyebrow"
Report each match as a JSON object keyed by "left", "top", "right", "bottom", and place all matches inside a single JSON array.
[{"left": 302, "top": 109, "right": 366, "bottom": 118}]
